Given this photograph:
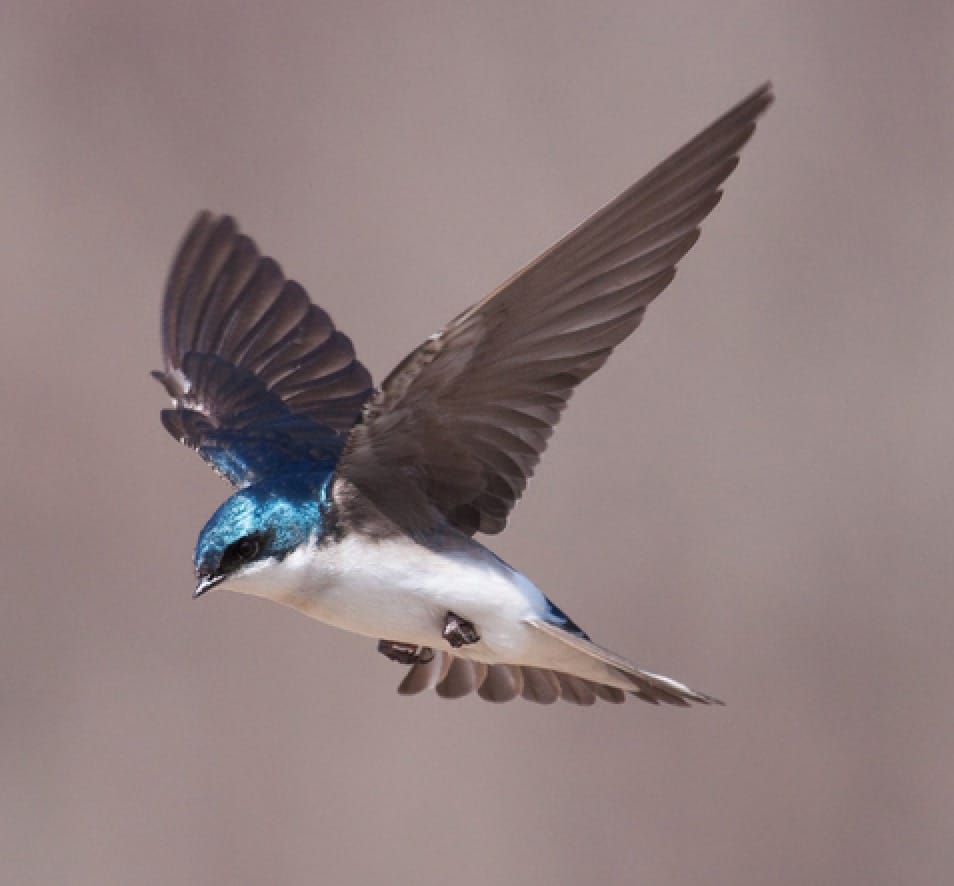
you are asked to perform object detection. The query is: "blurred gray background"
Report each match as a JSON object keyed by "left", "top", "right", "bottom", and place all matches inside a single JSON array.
[{"left": 3, "top": 2, "right": 953, "bottom": 884}]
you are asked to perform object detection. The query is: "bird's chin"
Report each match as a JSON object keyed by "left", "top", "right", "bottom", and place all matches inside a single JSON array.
[{"left": 206, "top": 557, "right": 298, "bottom": 606}]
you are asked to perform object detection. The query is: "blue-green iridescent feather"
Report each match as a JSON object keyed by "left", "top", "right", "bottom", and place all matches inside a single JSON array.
[{"left": 194, "top": 471, "right": 333, "bottom": 575}]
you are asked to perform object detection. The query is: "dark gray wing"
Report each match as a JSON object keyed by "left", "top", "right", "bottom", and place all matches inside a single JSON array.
[
  {"left": 339, "top": 84, "right": 773, "bottom": 534},
  {"left": 154, "top": 213, "right": 373, "bottom": 487}
]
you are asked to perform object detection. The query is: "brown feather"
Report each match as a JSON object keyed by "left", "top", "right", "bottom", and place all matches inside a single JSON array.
[{"left": 341, "top": 85, "right": 772, "bottom": 534}]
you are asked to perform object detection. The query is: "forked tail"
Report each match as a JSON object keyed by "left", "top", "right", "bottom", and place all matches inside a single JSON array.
[{"left": 394, "top": 621, "right": 722, "bottom": 706}]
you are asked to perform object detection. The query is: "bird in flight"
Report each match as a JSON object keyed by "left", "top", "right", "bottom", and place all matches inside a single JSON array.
[{"left": 154, "top": 84, "right": 772, "bottom": 706}]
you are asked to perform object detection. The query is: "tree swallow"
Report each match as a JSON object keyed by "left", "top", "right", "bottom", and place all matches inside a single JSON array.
[{"left": 154, "top": 85, "right": 772, "bottom": 706}]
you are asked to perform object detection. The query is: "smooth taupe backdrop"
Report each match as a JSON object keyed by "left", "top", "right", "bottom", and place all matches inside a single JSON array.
[{"left": 3, "top": 3, "right": 953, "bottom": 884}]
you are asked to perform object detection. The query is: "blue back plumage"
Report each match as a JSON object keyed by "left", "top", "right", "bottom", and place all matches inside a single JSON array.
[
  {"left": 156, "top": 354, "right": 350, "bottom": 488},
  {"left": 194, "top": 470, "right": 333, "bottom": 575},
  {"left": 543, "top": 598, "right": 590, "bottom": 640},
  {"left": 155, "top": 214, "right": 374, "bottom": 490}
]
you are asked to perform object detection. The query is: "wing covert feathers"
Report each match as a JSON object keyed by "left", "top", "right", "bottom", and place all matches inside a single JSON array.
[{"left": 154, "top": 213, "right": 373, "bottom": 485}]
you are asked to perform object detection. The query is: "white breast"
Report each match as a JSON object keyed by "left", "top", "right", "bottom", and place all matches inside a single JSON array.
[{"left": 224, "top": 533, "right": 549, "bottom": 660}]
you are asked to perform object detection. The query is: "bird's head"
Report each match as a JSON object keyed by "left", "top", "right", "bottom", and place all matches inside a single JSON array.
[{"left": 192, "top": 473, "right": 330, "bottom": 599}]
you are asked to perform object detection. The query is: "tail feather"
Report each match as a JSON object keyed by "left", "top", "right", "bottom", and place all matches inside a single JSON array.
[
  {"left": 592, "top": 682, "right": 627, "bottom": 704},
  {"left": 392, "top": 618, "right": 722, "bottom": 707},
  {"left": 397, "top": 651, "right": 623, "bottom": 705},
  {"left": 519, "top": 667, "right": 561, "bottom": 704},
  {"left": 555, "top": 673, "right": 597, "bottom": 706},
  {"left": 478, "top": 664, "right": 523, "bottom": 702},
  {"left": 396, "top": 650, "right": 448, "bottom": 695},
  {"left": 436, "top": 657, "right": 487, "bottom": 698},
  {"left": 529, "top": 619, "right": 723, "bottom": 706},
  {"left": 393, "top": 641, "right": 715, "bottom": 707}
]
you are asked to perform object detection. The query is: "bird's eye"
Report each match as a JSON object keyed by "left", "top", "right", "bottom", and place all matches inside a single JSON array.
[
  {"left": 234, "top": 536, "right": 261, "bottom": 562},
  {"left": 219, "top": 533, "right": 267, "bottom": 574}
]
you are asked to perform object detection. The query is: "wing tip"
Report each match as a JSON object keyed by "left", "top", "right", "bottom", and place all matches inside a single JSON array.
[{"left": 734, "top": 82, "right": 775, "bottom": 120}]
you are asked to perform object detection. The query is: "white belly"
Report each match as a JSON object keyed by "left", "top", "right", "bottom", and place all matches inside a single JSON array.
[{"left": 226, "top": 533, "right": 549, "bottom": 660}]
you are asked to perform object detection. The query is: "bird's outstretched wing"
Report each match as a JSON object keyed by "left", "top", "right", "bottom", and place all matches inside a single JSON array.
[
  {"left": 154, "top": 213, "right": 373, "bottom": 487},
  {"left": 338, "top": 85, "right": 773, "bottom": 534}
]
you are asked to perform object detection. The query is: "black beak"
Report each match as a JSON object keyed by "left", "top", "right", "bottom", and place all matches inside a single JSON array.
[{"left": 193, "top": 573, "right": 225, "bottom": 598}]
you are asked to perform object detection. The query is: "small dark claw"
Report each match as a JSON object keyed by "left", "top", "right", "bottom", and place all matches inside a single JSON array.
[
  {"left": 442, "top": 611, "right": 480, "bottom": 648},
  {"left": 377, "top": 640, "right": 434, "bottom": 664}
]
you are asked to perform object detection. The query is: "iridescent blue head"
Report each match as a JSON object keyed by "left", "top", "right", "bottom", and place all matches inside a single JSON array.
[{"left": 193, "top": 472, "right": 332, "bottom": 598}]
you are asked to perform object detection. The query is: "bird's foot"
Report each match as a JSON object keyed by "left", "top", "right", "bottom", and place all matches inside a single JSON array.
[
  {"left": 442, "top": 611, "right": 480, "bottom": 648},
  {"left": 378, "top": 640, "right": 434, "bottom": 664}
]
